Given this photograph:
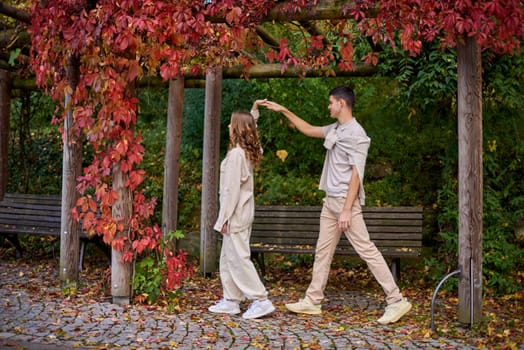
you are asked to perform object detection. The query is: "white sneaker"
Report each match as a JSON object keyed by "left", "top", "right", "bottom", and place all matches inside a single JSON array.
[
  {"left": 242, "top": 299, "right": 275, "bottom": 319},
  {"left": 377, "top": 298, "right": 412, "bottom": 324},
  {"left": 285, "top": 297, "right": 322, "bottom": 315},
  {"left": 208, "top": 299, "right": 240, "bottom": 315}
]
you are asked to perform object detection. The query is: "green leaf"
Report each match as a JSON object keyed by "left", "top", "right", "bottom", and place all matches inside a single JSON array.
[{"left": 8, "top": 48, "right": 21, "bottom": 66}]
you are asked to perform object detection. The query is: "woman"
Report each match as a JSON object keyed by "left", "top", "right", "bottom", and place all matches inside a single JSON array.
[{"left": 208, "top": 102, "right": 275, "bottom": 319}]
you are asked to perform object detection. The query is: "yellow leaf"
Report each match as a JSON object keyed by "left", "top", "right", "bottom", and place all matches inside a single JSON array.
[{"left": 276, "top": 149, "right": 288, "bottom": 162}]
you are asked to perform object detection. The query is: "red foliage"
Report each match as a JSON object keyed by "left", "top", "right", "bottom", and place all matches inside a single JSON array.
[
  {"left": 349, "top": 0, "right": 523, "bottom": 55},
  {"left": 163, "top": 248, "right": 193, "bottom": 291}
]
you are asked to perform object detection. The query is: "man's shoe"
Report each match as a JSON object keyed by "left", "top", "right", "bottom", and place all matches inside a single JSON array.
[
  {"left": 285, "top": 298, "right": 322, "bottom": 315},
  {"left": 242, "top": 299, "right": 275, "bottom": 319},
  {"left": 377, "top": 298, "right": 412, "bottom": 324},
  {"left": 208, "top": 299, "right": 241, "bottom": 315}
]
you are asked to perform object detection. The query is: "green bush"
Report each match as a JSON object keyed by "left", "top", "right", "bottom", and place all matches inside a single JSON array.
[{"left": 425, "top": 138, "right": 524, "bottom": 294}]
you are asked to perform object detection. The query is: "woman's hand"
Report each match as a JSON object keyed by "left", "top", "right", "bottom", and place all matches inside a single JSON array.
[
  {"left": 221, "top": 222, "right": 228, "bottom": 234},
  {"left": 252, "top": 99, "right": 267, "bottom": 111}
]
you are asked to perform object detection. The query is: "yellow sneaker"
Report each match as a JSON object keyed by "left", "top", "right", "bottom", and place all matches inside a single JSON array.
[
  {"left": 377, "top": 298, "right": 412, "bottom": 324},
  {"left": 285, "top": 298, "right": 322, "bottom": 315}
]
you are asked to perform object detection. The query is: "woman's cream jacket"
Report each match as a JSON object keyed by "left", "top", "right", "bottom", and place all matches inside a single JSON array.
[{"left": 213, "top": 146, "right": 255, "bottom": 233}]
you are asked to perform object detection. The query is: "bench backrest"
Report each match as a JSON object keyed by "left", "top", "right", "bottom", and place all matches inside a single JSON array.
[
  {"left": 252, "top": 205, "right": 423, "bottom": 257},
  {"left": 0, "top": 193, "right": 64, "bottom": 236}
]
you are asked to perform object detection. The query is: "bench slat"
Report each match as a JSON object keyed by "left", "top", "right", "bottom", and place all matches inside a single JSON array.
[
  {"left": 255, "top": 211, "right": 422, "bottom": 220},
  {"left": 251, "top": 245, "right": 421, "bottom": 256},
  {"left": 2, "top": 194, "right": 61, "bottom": 206},
  {"left": 0, "top": 225, "right": 60, "bottom": 237},
  {"left": 255, "top": 205, "right": 422, "bottom": 213},
  {"left": 0, "top": 211, "right": 60, "bottom": 223},
  {"left": 251, "top": 232, "right": 422, "bottom": 239},
  {"left": 252, "top": 223, "right": 422, "bottom": 230},
  {"left": 252, "top": 236, "right": 422, "bottom": 247},
  {"left": 0, "top": 204, "right": 61, "bottom": 212}
]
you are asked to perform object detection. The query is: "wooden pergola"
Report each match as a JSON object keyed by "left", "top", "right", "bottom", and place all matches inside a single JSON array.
[{"left": 0, "top": 1, "right": 483, "bottom": 323}]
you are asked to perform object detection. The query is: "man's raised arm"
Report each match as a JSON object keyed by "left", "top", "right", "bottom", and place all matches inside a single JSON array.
[{"left": 261, "top": 101, "right": 324, "bottom": 138}]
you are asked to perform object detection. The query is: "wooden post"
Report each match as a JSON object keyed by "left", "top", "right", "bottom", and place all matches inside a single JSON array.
[
  {"left": 60, "top": 55, "right": 83, "bottom": 283},
  {"left": 162, "top": 78, "right": 184, "bottom": 235},
  {"left": 0, "top": 69, "right": 11, "bottom": 200},
  {"left": 457, "top": 35, "right": 483, "bottom": 324},
  {"left": 111, "top": 162, "right": 133, "bottom": 304},
  {"left": 200, "top": 67, "right": 222, "bottom": 275}
]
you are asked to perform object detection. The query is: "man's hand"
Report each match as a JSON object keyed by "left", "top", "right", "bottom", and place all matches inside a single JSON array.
[
  {"left": 259, "top": 100, "right": 287, "bottom": 113},
  {"left": 338, "top": 209, "right": 352, "bottom": 231}
]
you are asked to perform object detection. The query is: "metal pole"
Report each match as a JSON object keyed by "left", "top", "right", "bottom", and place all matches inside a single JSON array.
[{"left": 430, "top": 269, "right": 461, "bottom": 332}]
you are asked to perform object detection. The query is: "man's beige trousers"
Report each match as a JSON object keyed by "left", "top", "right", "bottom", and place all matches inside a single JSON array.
[{"left": 306, "top": 196, "right": 403, "bottom": 305}]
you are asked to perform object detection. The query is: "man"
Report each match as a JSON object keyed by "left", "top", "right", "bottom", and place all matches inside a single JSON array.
[{"left": 260, "top": 86, "right": 411, "bottom": 324}]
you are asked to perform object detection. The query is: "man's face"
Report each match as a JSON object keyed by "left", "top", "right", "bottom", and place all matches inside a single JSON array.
[{"left": 328, "top": 95, "right": 342, "bottom": 118}]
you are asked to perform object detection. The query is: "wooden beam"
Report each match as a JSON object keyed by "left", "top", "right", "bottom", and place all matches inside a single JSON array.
[
  {"left": 111, "top": 84, "right": 136, "bottom": 305},
  {"left": 255, "top": 25, "right": 280, "bottom": 48},
  {"left": 162, "top": 78, "right": 184, "bottom": 235},
  {"left": 200, "top": 67, "right": 222, "bottom": 275},
  {"left": 111, "top": 162, "right": 133, "bottom": 305},
  {"left": 218, "top": 63, "right": 377, "bottom": 79},
  {"left": 1, "top": 1, "right": 356, "bottom": 26},
  {"left": 206, "top": 0, "right": 354, "bottom": 23},
  {"left": 457, "top": 35, "right": 483, "bottom": 324},
  {"left": 299, "top": 21, "right": 331, "bottom": 47},
  {"left": 60, "top": 55, "right": 83, "bottom": 284},
  {"left": 11, "top": 63, "right": 377, "bottom": 90},
  {"left": 0, "top": 3, "right": 31, "bottom": 23}
]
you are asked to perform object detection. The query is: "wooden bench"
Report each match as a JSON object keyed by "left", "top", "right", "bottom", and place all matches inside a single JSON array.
[
  {"left": 0, "top": 193, "right": 106, "bottom": 268},
  {"left": 251, "top": 205, "right": 423, "bottom": 282}
]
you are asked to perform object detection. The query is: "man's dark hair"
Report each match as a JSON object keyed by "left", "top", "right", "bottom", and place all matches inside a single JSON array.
[{"left": 329, "top": 86, "right": 355, "bottom": 109}]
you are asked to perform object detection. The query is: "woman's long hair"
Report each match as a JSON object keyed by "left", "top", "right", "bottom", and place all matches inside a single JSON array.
[{"left": 229, "top": 111, "right": 263, "bottom": 168}]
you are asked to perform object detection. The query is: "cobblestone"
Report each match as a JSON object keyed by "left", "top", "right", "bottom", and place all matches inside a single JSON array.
[{"left": 0, "top": 259, "right": 502, "bottom": 349}]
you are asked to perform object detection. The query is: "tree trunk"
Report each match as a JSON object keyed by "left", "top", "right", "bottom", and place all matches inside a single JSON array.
[
  {"left": 457, "top": 35, "right": 483, "bottom": 324},
  {"left": 200, "top": 67, "right": 222, "bottom": 275},
  {"left": 111, "top": 162, "right": 133, "bottom": 304},
  {"left": 60, "top": 55, "right": 83, "bottom": 283},
  {"left": 163, "top": 78, "right": 184, "bottom": 235},
  {"left": 0, "top": 69, "right": 10, "bottom": 199}
]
